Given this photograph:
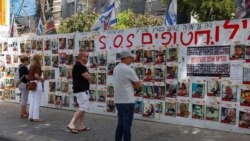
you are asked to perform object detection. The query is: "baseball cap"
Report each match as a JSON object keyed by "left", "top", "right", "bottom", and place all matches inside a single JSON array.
[{"left": 120, "top": 50, "right": 135, "bottom": 58}]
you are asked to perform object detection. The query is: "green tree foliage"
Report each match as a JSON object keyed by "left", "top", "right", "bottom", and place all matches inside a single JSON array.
[
  {"left": 57, "top": 11, "right": 99, "bottom": 33},
  {"left": 114, "top": 9, "right": 163, "bottom": 30},
  {"left": 57, "top": 10, "right": 163, "bottom": 33},
  {"left": 162, "top": 0, "right": 235, "bottom": 22}
]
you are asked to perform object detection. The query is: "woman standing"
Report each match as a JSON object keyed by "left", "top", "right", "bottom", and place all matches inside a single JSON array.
[
  {"left": 18, "top": 56, "right": 30, "bottom": 118},
  {"left": 28, "top": 55, "right": 44, "bottom": 122}
]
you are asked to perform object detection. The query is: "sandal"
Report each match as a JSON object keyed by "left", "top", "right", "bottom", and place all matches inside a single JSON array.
[
  {"left": 67, "top": 126, "right": 78, "bottom": 134},
  {"left": 78, "top": 127, "right": 91, "bottom": 131},
  {"left": 20, "top": 113, "right": 29, "bottom": 119}
]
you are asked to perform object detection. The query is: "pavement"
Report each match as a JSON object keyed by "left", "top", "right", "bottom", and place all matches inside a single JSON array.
[{"left": 0, "top": 101, "right": 250, "bottom": 141}]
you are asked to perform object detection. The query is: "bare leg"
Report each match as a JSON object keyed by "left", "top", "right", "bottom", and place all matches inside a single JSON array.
[
  {"left": 79, "top": 112, "right": 85, "bottom": 129},
  {"left": 68, "top": 110, "right": 84, "bottom": 129}
]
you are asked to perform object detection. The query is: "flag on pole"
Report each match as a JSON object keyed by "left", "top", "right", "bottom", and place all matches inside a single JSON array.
[
  {"left": 91, "top": 2, "right": 117, "bottom": 31},
  {"left": 165, "top": 0, "right": 177, "bottom": 26},
  {"left": 37, "top": 18, "right": 43, "bottom": 35},
  {"left": 9, "top": 15, "right": 19, "bottom": 37}
]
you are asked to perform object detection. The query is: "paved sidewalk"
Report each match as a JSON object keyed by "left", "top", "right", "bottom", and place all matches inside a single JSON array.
[{"left": 0, "top": 101, "right": 249, "bottom": 141}]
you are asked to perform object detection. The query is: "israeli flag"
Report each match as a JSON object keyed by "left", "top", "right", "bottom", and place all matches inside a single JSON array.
[
  {"left": 91, "top": 2, "right": 117, "bottom": 31},
  {"left": 37, "top": 18, "right": 43, "bottom": 35},
  {"left": 165, "top": 0, "right": 177, "bottom": 26}
]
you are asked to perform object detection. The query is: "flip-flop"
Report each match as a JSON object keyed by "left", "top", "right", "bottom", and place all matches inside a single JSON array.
[
  {"left": 67, "top": 126, "right": 79, "bottom": 134},
  {"left": 78, "top": 127, "right": 91, "bottom": 131}
]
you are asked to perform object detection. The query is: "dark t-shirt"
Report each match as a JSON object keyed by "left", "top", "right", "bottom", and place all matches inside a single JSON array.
[
  {"left": 19, "top": 65, "right": 29, "bottom": 83},
  {"left": 72, "top": 62, "right": 89, "bottom": 93}
]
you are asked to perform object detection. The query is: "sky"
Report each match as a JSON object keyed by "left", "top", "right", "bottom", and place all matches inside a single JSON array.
[{"left": 11, "top": 0, "right": 37, "bottom": 17}]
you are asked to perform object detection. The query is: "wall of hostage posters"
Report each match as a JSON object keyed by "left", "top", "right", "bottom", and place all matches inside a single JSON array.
[{"left": 1, "top": 18, "right": 250, "bottom": 134}]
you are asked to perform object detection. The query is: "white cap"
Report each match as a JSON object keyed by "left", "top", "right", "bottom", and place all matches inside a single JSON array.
[{"left": 120, "top": 50, "right": 135, "bottom": 58}]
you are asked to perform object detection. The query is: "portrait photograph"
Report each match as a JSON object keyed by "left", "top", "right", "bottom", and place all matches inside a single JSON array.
[
  {"left": 154, "top": 67, "right": 165, "bottom": 82},
  {"left": 59, "top": 38, "right": 66, "bottom": 49},
  {"left": 167, "top": 48, "right": 178, "bottom": 62},
  {"left": 49, "top": 81, "right": 56, "bottom": 92},
  {"left": 240, "top": 89, "right": 250, "bottom": 107},
  {"left": 177, "top": 102, "right": 189, "bottom": 118},
  {"left": 165, "top": 102, "right": 176, "bottom": 117},
  {"left": 133, "top": 49, "right": 143, "bottom": 63},
  {"left": 206, "top": 105, "right": 219, "bottom": 121},
  {"left": 59, "top": 66, "right": 67, "bottom": 78},
  {"left": 98, "top": 54, "right": 107, "bottom": 66},
  {"left": 166, "top": 65, "right": 178, "bottom": 79},
  {"left": 55, "top": 95, "right": 62, "bottom": 108},
  {"left": 98, "top": 73, "right": 106, "bottom": 85},
  {"left": 153, "top": 85, "right": 165, "bottom": 99},
  {"left": 221, "top": 84, "right": 237, "bottom": 102},
  {"left": 107, "top": 86, "right": 114, "bottom": 97},
  {"left": 143, "top": 85, "right": 154, "bottom": 99},
  {"left": 155, "top": 50, "right": 166, "bottom": 64},
  {"left": 31, "top": 40, "right": 37, "bottom": 50},
  {"left": 106, "top": 100, "right": 115, "bottom": 113},
  {"left": 134, "top": 101, "right": 143, "bottom": 114},
  {"left": 165, "top": 83, "right": 177, "bottom": 98},
  {"left": 144, "top": 67, "right": 153, "bottom": 82},
  {"left": 144, "top": 50, "right": 154, "bottom": 64},
  {"left": 90, "top": 56, "right": 98, "bottom": 68},
  {"left": 221, "top": 107, "right": 236, "bottom": 125},
  {"left": 44, "top": 55, "right": 51, "bottom": 66},
  {"left": 48, "top": 94, "right": 55, "bottom": 104},
  {"left": 45, "top": 40, "right": 51, "bottom": 50},
  {"left": 134, "top": 67, "right": 144, "bottom": 80},
  {"left": 68, "top": 38, "right": 74, "bottom": 50},
  {"left": 108, "top": 63, "right": 115, "bottom": 75},
  {"left": 245, "top": 45, "right": 250, "bottom": 62},
  {"left": 192, "top": 104, "right": 204, "bottom": 120},
  {"left": 36, "top": 40, "right": 43, "bottom": 51},
  {"left": 62, "top": 96, "right": 70, "bottom": 107},
  {"left": 192, "top": 83, "right": 205, "bottom": 98},
  {"left": 90, "top": 73, "right": 97, "bottom": 84},
  {"left": 207, "top": 80, "right": 221, "bottom": 97},
  {"left": 143, "top": 103, "right": 155, "bottom": 118},
  {"left": 97, "top": 90, "right": 106, "bottom": 102},
  {"left": 177, "top": 82, "right": 189, "bottom": 97},
  {"left": 59, "top": 53, "right": 67, "bottom": 64},
  {"left": 239, "top": 111, "right": 250, "bottom": 129},
  {"left": 89, "top": 90, "right": 96, "bottom": 101},
  {"left": 230, "top": 44, "right": 245, "bottom": 60},
  {"left": 51, "top": 39, "right": 58, "bottom": 54}
]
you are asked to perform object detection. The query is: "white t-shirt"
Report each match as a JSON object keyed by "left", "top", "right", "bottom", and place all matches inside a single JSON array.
[{"left": 113, "top": 63, "right": 139, "bottom": 103}]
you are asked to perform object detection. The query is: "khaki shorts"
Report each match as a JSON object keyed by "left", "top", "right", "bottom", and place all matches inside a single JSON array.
[{"left": 75, "top": 91, "right": 90, "bottom": 112}]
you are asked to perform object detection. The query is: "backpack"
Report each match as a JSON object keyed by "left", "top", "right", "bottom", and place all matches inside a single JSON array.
[{"left": 14, "top": 65, "right": 24, "bottom": 87}]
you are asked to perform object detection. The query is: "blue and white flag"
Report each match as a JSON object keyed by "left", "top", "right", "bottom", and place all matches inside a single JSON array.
[
  {"left": 37, "top": 18, "right": 43, "bottom": 35},
  {"left": 165, "top": 0, "right": 177, "bottom": 26},
  {"left": 91, "top": 2, "right": 117, "bottom": 31}
]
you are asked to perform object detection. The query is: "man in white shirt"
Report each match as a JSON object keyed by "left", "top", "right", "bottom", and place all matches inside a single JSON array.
[{"left": 113, "top": 50, "right": 142, "bottom": 141}]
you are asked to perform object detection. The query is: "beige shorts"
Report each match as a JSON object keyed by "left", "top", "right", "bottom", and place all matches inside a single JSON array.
[{"left": 75, "top": 91, "right": 90, "bottom": 112}]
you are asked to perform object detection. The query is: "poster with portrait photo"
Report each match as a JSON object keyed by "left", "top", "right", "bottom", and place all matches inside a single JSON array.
[
  {"left": 221, "top": 83, "right": 237, "bottom": 102},
  {"left": 13, "top": 55, "right": 18, "bottom": 64},
  {"left": 44, "top": 39, "right": 51, "bottom": 51},
  {"left": 61, "top": 81, "right": 69, "bottom": 93},
  {"left": 221, "top": 107, "right": 236, "bottom": 125},
  {"left": 59, "top": 66, "right": 67, "bottom": 78},
  {"left": 192, "top": 82, "right": 205, "bottom": 98},
  {"left": 134, "top": 66, "right": 144, "bottom": 80},
  {"left": 48, "top": 94, "right": 55, "bottom": 104},
  {"left": 240, "top": 89, "right": 250, "bottom": 107},
  {"left": 155, "top": 50, "right": 166, "bottom": 65},
  {"left": 143, "top": 50, "right": 154, "bottom": 64},
  {"left": 55, "top": 95, "right": 62, "bottom": 108},
  {"left": 165, "top": 81, "right": 177, "bottom": 98},
  {"left": 59, "top": 53, "right": 67, "bottom": 64},
  {"left": 2, "top": 41, "right": 8, "bottom": 52},
  {"left": 52, "top": 55, "right": 59, "bottom": 68},
  {"left": 133, "top": 49, "right": 143, "bottom": 63},
  {"left": 24, "top": 40, "right": 31, "bottom": 54},
  {"left": 36, "top": 40, "right": 43, "bottom": 51},
  {"left": 207, "top": 80, "right": 221, "bottom": 97},
  {"left": 239, "top": 110, "right": 250, "bottom": 129},
  {"left": 89, "top": 90, "right": 96, "bottom": 101},
  {"left": 59, "top": 38, "right": 66, "bottom": 50},
  {"left": 44, "top": 55, "right": 51, "bottom": 66},
  {"left": 66, "top": 54, "right": 74, "bottom": 65},
  {"left": 62, "top": 95, "right": 70, "bottom": 107},
  {"left": 230, "top": 44, "right": 245, "bottom": 60},
  {"left": 107, "top": 63, "right": 115, "bottom": 75},
  {"left": 165, "top": 100, "right": 176, "bottom": 117},
  {"left": 143, "top": 84, "right": 154, "bottom": 99},
  {"left": 144, "top": 65, "right": 154, "bottom": 82},
  {"left": 56, "top": 80, "right": 61, "bottom": 92},
  {"left": 153, "top": 84, "right": 165, "bottom": 99},
  {"left": 143, "top": 102, "right": 155, "bottom": 118},
  {"left": 81, "top": 40, "right": 94, "bottom": 52},
  {"left": 90, "top": 72, "right": 97, "bottom": 84},
  {"left": 243, "top": 65, "right": 250, "bottom": 84},
  {"left": 192, "top": 103, "right": 205, "bottom": 120},
  {"left": 98, "top": 53, "right": 107, "bottom": 67},
  {"left": 89, "top": 54, "right": 98, "bottom": 68},
  {"left": 166, "top": 64, "right": 178, "bottom": 79},
  {"left": 177, "top": 81, "right": 189, "bottom": 97},
  {"left": 5, "top": 55, "right": 11, "bottom": 64},
  {"left": 98, "top": 72, "right": 106, "bottom": 85},
  {"left": 66, "top": 67, "right": 73, "bottom": 79},
  {"left": 177, "top": 100, "right": 190, "bottom": 118},
  {"left": 154, "top": 67, "right": 165, "bottom": 82},
  {"left": 135, "top": 101, "right": 143, "bottom": 114},
  {"left": 67, "top": 38, "right": 74, "bottom": 50},
  {"left": 245, "top": 46, "right": 250, "bottom": 62},
  {"left": 97, "top": 90, "right": 106, "bottom": 102},
  {"left": 107, "top": 85, "right": 114, "bottom": 97},
  {"left": 206, "top": 103, "right": 219, "bottom": 121},
  {"left": 106, "top": 100, "right": 115, "bottom": 113},
  {"left": 167, "top": 47, "right": 178, "bottom": 62},
  {"left": 43, "top": 70, "right": 51, "bottom": 80},
  {"left": 51, "top": 39, "right": 58, "bottom": 54},
  {"left": 49, "top": 81, "right": 56, "bottom": 92}
]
